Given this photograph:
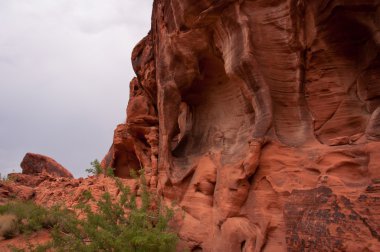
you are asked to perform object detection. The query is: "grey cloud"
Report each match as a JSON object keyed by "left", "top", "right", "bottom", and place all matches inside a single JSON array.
[{"left": 0, "top": 0, "right": 152, "bottom": 177}]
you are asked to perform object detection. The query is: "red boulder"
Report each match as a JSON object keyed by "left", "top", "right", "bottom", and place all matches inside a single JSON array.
[{"left": 20, "top": 153, "right": 73, "bottom": 178}]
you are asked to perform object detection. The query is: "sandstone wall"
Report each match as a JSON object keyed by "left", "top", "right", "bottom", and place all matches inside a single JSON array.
[{"left": 103, "top": 1, "right": 380, "bottom": 251}]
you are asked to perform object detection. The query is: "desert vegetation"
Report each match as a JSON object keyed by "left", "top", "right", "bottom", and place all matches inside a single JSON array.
[{"left": 0, "top": 162, "right": 178, "bottom": 252}]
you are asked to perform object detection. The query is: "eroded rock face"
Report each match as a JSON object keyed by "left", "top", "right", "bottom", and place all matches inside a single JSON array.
[
  {"left": 102, "top": 0, "right": 380, "bottom": 251},
  {"left": 101, "top": 34, "right": 159, "bottom": 186},
  {"left": 21, "top": 153, "right": 73, "bottom": 178}
]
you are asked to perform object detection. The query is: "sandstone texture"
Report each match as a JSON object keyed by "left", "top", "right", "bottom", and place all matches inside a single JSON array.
[
  {"left": 102, "top": 0, "right": 380, "bottom": 251},
  {"left": 0, "top": 230, "right": 51, "bottom": 251},
  {"left": 21, "top": 153, "right": 73, "bottom": 178},
  {"left": 2, "top": 0, "right": 380, "bottom": 251}
]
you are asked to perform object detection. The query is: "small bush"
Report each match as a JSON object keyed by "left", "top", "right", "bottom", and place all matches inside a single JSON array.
[
  {"left": 2, "top": 169, "right": 178, "bottom": 252},
  {"left": 50, "top": 171, "right": 178, "bottom": 251},
  {"left": 0, "top": 201, "right": 77, "bottom": 240},
  {"left": 85, "top": 159, "right": 115, "bottom": 177},
  {"left": 85, "top": 159, "right": 103, "bottom": 176},
  {"left": 105, "top": 166, "right": 115, "bottom": 177}
]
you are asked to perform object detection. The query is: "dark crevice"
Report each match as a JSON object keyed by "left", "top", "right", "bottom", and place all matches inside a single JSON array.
[
  {"left": 240, "top": 240, "right": 246, "bottom": 252},
  {"left": 191, "top": 245, "right": 202, "bottom": 252}
]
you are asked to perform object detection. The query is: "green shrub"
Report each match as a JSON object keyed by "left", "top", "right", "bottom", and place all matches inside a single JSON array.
[
  {"left": 50, "top": 171, "right": 177, "bottom": 252},
  {"left": 85, "top": 159, "right": 104, "bottom": 176},
  {"left": 0, "top": 201, "right": 75, "bottom": 241},
  {"left": 0, "top": 201, "right": 51, "bottom": 236},
  {"left": 3, "top": 169, "right": 178, "bottom": 252},
  {"left": 85, "top": 159, "right": 115, "bottom": 177}
]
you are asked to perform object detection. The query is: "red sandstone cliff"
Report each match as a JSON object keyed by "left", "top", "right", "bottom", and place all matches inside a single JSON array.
[
  {"left": 1, "top": 1, "right": 380, "bottom": 251},
  {"left": 103, "top": 0, "right": 380, "bottom": 251}
]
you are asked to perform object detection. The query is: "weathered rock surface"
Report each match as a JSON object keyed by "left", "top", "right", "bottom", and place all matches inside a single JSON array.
[
  {"left": 0, "top": 173, "right": 139, "bottom": 210},
  {"left": 2, "top": 0, "right": 380, "bottom": 251},
  {"left": 0, "top": 180, "right": 35, "bottom": 202},
  {"left": 0, "top": 230, "right": 51, "bottom": 252},
  {"left": 102, "top": 0, "right": 380, "bottom": 251},
  {"left": 102, "top": 37, "right": 159, "bottom": 187},
  {"left": 21, "top": 153, "right": 73, "bottom": 178}
]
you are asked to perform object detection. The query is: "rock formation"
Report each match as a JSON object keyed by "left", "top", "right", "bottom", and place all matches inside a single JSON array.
[
  {"left": 0, "top": 173, "right": 140, "bottom": 251},
  {"left": 102, "top": 0, "right": 380, "bottom": 251},
  {"left": 1, "top": 1, "right": 380, "bottom": 251},
  {"left": 21, "top": 153, "right": 73, "bottom": 178}
]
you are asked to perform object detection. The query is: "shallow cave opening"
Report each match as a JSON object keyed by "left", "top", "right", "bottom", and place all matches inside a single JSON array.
[
  {"left": 170, "top": 53, "right": 255, "bottom": 164},
  {"left": 306, "top": 6, "right": 380, "bottom": 144},
  {"left": 191, "top": 245, "right": 203, "bottom": 252},
  {"left": 321, "top": 11, "right": 374, "bottom": 63},
  {"left": 113, "top": 150, "right": 140, "bottom": 179}
]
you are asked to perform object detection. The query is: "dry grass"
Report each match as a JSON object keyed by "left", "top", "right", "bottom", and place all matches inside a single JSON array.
[{"left": 0, "top": 214, "right": 18, "bottom": 240}]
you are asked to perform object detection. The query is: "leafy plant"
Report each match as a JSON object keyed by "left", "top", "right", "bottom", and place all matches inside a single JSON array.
[
  {"left": 105, "top": 166, "right": 115, "bottom": 177},
  {"left": 85, "top": 159, "right": 104, "bottom": 175},
  {"left": 85, "top": 159, "right": 115, "bottom": 177},
  {"left": 2, "top": 169, "right": 178, "bottom": 252},
  {"left": 51, "top": 170, "right": 177, "bottom": 252},
  {"left": 0, "top": 201, "right": 74, "bottom": 240}
]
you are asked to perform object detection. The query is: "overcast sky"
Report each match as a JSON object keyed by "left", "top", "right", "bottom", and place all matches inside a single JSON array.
[{"left": 0, "top": 0, "right": 152, "bottom": 178}]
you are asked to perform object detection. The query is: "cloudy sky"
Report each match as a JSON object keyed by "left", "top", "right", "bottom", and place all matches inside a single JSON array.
[{"left": 0, "top": 0, "right": 152, "bottom": 178}]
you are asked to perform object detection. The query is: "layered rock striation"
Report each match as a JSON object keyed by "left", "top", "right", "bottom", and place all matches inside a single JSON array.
[
  {"left": 2, "top": 1, "right": 378, "bottom": 251},
  {"left": 103, "top": 0, "right": 380, "bottom": 251}
]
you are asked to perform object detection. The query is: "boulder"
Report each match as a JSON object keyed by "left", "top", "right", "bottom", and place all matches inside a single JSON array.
[{"left": 20, "top": 153, "right": 73, "bottom": 178}]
